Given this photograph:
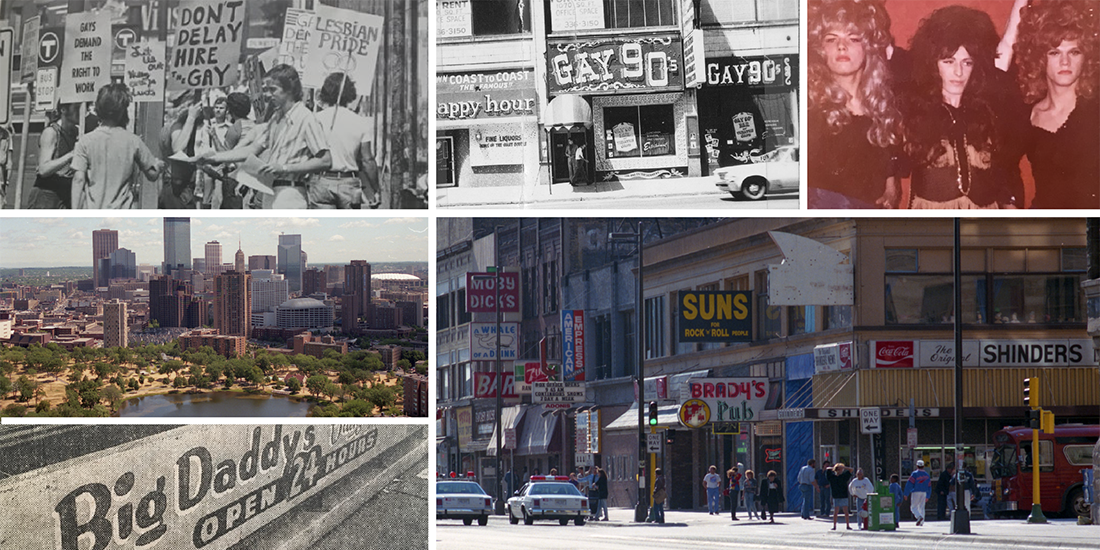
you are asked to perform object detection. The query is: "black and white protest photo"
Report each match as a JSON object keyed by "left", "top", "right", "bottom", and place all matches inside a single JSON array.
[{"left": 0, "top": 0, "right": 427, "bottom": 210}]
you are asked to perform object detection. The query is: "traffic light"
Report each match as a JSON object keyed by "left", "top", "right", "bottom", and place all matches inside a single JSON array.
[
  {"left": 648, "top": 401, "right": 658, "bottom": 426},
  {"left": 666, "top": 430, "right": 676, "bottom": 445},
  {"left": 1023, "top": 376, "right": 1038, "bottom": 408},
  {"left": 1027, "top": 409, "right": 1041, "bottom": 430}
]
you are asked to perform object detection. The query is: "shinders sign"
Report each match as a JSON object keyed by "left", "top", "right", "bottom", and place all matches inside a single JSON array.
[{"left": 0, "top": 424, "right": 418, "bottom": 550}]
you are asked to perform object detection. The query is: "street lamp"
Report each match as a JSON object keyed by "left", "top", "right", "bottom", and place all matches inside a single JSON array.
[
  {"left": 470, "top": 242, "right": 505, "bottom": 514},
  {"left": 610, "top": 222, "right": 648, "bottom": 523},
  {"left": 951, "top": 218, "right": 971, "bottom": 533}
]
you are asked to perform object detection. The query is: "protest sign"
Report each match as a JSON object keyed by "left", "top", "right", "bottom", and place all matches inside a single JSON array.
[
  {"left": 277, "top": 7, "right": 312, "bottom": 74},
  {"left": 303, "top": 4, "right": 383, "bottom": 92},
  {"left": 126, "top": 39, "right": 166, "bottom": 103},
  {"left": 59, "top": 10, "right": 111, "bottom": 103},
  {"left": 20, "top": 16, "right": 38, "bottom": 83},
  {"left": 168, "top": 0, "right": 244, "bottom": 91},
  {"left": 0, "top": 28, "right": 11, "bottom": 125}
]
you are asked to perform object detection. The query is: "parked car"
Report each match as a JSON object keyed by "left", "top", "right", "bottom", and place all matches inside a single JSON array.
[
  {"left": 437, "top": 480, "right": 492, "bottom": 526},
  {"left": 714, "top": 145, "right": 799, "bottom": 200}
]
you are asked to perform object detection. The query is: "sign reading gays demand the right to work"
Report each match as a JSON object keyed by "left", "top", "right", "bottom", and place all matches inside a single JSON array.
[
  {"left": 169, "top": 0, "right": 244, "bottom": 91},
  {"left": 59, "top": 10, "right": 111, "bottom": 103}
]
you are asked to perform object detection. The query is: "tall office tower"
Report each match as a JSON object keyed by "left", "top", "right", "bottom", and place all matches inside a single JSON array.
[
  {"left": 103, "top": 300, "right": 128, "bottom": 349},
  {"left": 109, "top": 248, "right": 137, "bottom": 280},
  {"left": 250, "top": 270, "right": 288, "bottom": 313},
  {"left": 192, "top": 258, "right": 207, "bottom": 275},
  {"left": 277, "top": 234, "right": 303, "bottom": 294},
  {"left": 214, "top": 271, "right": 251, "bottom": 338},
  {"left": 302, "top": 268, "right": 326, "bottom": 296},
  {"left": 92, "top": 229, "right": 119, "bottom": 289},
  {"left": 235, "top": 242, "right": 246, "bottom": 273},
  {"left": 248, "top": 255, "right": 276, "bottom": 270},
  {"left": 205, "top": 241, "right": 223, "bottom": 278},
  {"left": 342, "top": 260, "right": 371, "bottom": 334},
  {"left": 163, "top": 217, "right": 191, "bottom": 275}
]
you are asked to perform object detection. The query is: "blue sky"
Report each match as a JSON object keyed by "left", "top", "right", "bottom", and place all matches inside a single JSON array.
[{"left": 0, "top": 216, "right": 429, "bottom": 268}]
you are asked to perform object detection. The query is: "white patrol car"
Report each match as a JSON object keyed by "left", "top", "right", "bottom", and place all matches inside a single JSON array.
[
  {"left": 506, "top": 476, "right": 588, "bottom": 526},
  {"left": 437, "top": 480, "right": 493, "bottom": 525}
]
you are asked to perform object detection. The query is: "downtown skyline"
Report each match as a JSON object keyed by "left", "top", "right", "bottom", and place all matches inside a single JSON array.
[{"left": 0, "top": 217, "right": 429, "bottom": 268}]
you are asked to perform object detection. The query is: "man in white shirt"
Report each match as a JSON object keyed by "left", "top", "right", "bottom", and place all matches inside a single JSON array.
[
  {"left": 848, "top": 468, "right": 875, "bottom": 530},
  {"left": 312, "top": 72, "right": 376, "bottom": 209},
  {"left": 703, "top": 465, "right": 722, "bottom": 515}
]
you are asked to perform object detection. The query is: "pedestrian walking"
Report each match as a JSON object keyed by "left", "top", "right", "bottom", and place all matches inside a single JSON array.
[
  {"left": 28, "top": 103, "right": 80, "bottom": 209},
  {"left": 648, "top": 468, "right": 666, "bottom": 523},
  {"left": 727, "top": 466, "right": 743, "bottom": 520},
  {"left": 313, "top": 72, "right": 378, "bottom": 209},
  {"left": 936, "top": 462, "right": 956, "bottom": 521},
  {"left": 848, "top": 468, "right": 874, "bottom": 530},
  {"left": 72, "top": 84, "right": 163, "bottom": 209},
  {"left": 826, "top": 462, "right": 853, "bottom": 530},
  {"left": 758, "top": 470, "right": 784, "bottom": 523},
  {"left": 816, "top": 460, "right": 833, "bottom": 518},
  {"left": 743, "top": 470, "right": 760, "bottom": 520},
  {"left": 889, "top": 474, "right": 904, "bottom": 526},
  {"left": 797, "top": 458, "right": 817, "bottom": 520},
  {"left": 703, "top": 465, "right": 723, "bottom": 515},
  {"left": 595, "top": 467, "right": 610, "bottom": 521},
  {"left": 904, "top": 460, "right": 932, "bottom": 526}
]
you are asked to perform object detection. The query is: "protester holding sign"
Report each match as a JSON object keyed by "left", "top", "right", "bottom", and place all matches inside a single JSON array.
[
  {"left": 71, "top": 84, "right": 162, "bottom": 209},
  {"left": 159, "top": 100, "right": 203, "bottom": 209},
  {"left": 28, "top": 104, "right": 80, "bottom": 209},
  {"left": 197, "top": 64, "right": 331, "bottom": 208},
  {"left": 313, "top": 72, "right": 377, "bottom": 209}
]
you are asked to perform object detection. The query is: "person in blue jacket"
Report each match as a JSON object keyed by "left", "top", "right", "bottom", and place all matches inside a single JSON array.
[
  {"left": 889, "top": 474, "right": 904, "bottom": 526},
  {"left": 903, "top": 460, "right": 932, "bottom": 526}
]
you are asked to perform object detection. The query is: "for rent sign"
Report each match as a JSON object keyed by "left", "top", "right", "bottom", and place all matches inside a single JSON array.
[
  {"left": 683, "top": 378, "right": 769, "bottom": 423},
  {"left": 0, "top": 425, "right": 412, "bottom": 550}
]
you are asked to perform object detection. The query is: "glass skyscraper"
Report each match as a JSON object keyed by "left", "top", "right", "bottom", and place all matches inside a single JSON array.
[
  {"left": 278, "top": 234, "right": 303, "bottom": 294},
  {"left": 163, "top": 217, "right": 192, "bottom": 275}
]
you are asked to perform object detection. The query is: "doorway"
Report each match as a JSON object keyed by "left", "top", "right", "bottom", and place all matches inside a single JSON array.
[{"left": 550, "top": 129, "right": 592, "bottom": 184}]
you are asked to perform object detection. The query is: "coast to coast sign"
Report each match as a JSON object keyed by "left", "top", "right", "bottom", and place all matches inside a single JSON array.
[{"left": 0, "top": 424, "right": 417, "bottom": 550}]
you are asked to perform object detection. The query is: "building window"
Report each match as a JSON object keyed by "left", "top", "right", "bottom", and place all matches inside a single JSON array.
[
  {"left": 644, "top": 296, "right": 665, "bottom": 359},
  {"left": 604, "top": 105, "right": 677, "bottom": 158},
  {"left": 460, "top": 363, "right": 472, "bottom": 398},
  {"left": 886, "top": 249, "right": 919, "bottom": 272},
  {"left": 756, "top": 271, "right": 780, "bottom": 340},
  {"left": 788, "top": 306, "right": 816, "bottom": 335},
  {"left": 824, "top": 306, "right": 852, "bottom": 330},
  {"left": 523, "top": 267, "right": 538, "bottom": 318},
  {"left": 673, "top": 290, "right": 695, "bottom": 356},
  {"left": 437, "top": 293, "right": 451, "bottom": 330},
  {"left": 622, "top": 310, "right": 635, "bottom": 375},
  {"left": 544, "top": 260, "right": 559, "bottom": 314},
  {"left": 439, "top": 0, "right": 531, "bottom": 38},
  {"left": 605, "top": 0, "right": 676, "bottom": 28},
  {"left": 700, "top": 0, "right": 798, "bottom": 25},
  {"left": 990, "top": 274, "right": 1084, "bottom": 324},
  {"left": 1062, "top": 248, "right": 1087, "bottom": 272},
  {"left": 457, "top": 288, "right": 471, "bottom": 325},
  {"left": 885, "top": 275, "right": 978, "bottom": 324},
  {"left": 884, "top": 274, "right": 1084, "bottom": 325},
  {"left": 594, "top": 314, "right": 612, "bottom": 380}
]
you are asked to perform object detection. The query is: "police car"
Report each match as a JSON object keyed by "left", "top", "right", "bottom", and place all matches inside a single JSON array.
[
  {"left": 506, "top": 476, "right": 588, "bottom": 526},
  {"left": 437, "top": 480, "right": 493, "bottom": 526}
]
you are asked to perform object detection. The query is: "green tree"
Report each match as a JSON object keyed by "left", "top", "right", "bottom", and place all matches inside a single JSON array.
[
  {"left": 148, "top": 318, "right": 160, "bottom": 329},
  {"left": 340, "top": 399, "right": 374, "bottom": 416},
  {"left": 173, "top": 376, "right": 188, "bottom": 389},
  {"left": 71, "top": 379, "right": 103, "bottom": 408},
  {"left": 103, "top": 385, "right": 123, "bottom": 409},
  {"left": 396, "top": 359, "right": 411, "bottom": 371},
  {"left": 2, "top": 404, "right": 27, "bottom": 417},
  {"left": 306, "top": 374, "right": 329, "bottom": 397},
  {"left": 287, "top": 376, "right": 302, "bottom": 393},
  {"left": 0, "top": 375, "right": 11, "bottom": 397},
  {"left": 35, "top": 399, "right": 52, "bottom": 413},
  {"left": 14, "top": 375, "right": 36, "bottom": 402}
]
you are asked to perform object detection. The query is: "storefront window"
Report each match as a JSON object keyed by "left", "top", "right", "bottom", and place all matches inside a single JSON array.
[
  {"left": 884, "top": 275, "right": 982, "bottom": 324},
  {"left": 824, "top": 306, "right": 852, "bottom": 330},
  {"left": 644, "top": 296, "right": 666, "bottom": 359},
  {"left": 788, "top": 306, "right": 815, "bottom": 335},
  {"left": 701, "top": 0, "right": 798, "bottom": 24},
  {"left": 605, "top": 0, "right": 676, "bottom": 28},
  {"left": 990, "top": 274, "right": 1084, "bottom": 324},
  {"left": 604, "top": 105, "right": 676, "bottom": 158},
  {"left": 439, "top": 0, "right": 531, "bottom": 38}
]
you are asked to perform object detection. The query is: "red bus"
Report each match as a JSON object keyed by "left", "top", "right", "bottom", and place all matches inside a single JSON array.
[{"left": 988, "top": 424, "right": 1097, "bottom": 517}]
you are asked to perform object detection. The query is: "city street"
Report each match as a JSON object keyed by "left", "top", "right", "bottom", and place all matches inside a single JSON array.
[
  {"left": 437, "top": 509, "right": 1100, "bottom": 550},
  {"left": 518, "top": 192, "right": 798, "bottom": 210}
]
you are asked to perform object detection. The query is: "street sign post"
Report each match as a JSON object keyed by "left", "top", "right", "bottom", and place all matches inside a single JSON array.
[
  {"left": 861, "top": 408, "right": 882, "bottom": 434},
  {"left": 646, "top": 433, "right": 661, "bottom": 454}
]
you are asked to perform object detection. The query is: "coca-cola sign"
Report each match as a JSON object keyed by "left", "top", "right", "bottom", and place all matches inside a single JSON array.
[{"left": 872, "top": 340, "right": 914, "bottom": 368}]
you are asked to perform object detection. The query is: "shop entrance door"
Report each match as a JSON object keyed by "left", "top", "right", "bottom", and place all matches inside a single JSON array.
[{"left": 550, "top": 129, "right": 591, "bottom": 184}]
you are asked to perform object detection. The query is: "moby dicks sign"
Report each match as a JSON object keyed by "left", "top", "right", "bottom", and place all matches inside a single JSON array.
[
  {"left": 684, "top": 378, "right": 769, "bottom": 423},
  {"left": 678, "top": 290, "right": 751, "bottom": 343},
  {"left": 0, "top": 424, "right": 414, "bottom": 550},
  {"left": 168, "top": 0, "right": 243, "bottom": 91},
  {"left": 546, "top": 34, "right": 683, "bottom": 95}
]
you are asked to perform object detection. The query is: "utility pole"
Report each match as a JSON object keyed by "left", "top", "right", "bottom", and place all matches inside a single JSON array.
[
  {"left": 951, "top": 218, "right": 970, "bottom": 533},
  {"left": 611, "top": 222, "right": 647, "bottom": 522}
]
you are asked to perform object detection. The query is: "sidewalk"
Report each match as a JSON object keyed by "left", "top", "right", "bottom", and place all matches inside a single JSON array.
[
  {"left": 584, "top": 507, "right": 1100, "bottom": 547},
  {"left": 437, "top": 176, "right": 725, "bottom": 207}
]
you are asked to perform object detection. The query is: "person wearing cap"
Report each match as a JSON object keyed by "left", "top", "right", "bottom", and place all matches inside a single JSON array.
[
  {"left": 703, "top": 465, "right": 723, "bottom": 515},
  {"left": 904, "top": 460, "right": 932, "bottom": 525},
  {"left": 826, "top": 462, "right": 853, "bottom": 530}
]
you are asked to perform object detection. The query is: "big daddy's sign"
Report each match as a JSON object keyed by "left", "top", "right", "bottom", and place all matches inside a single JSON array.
[
  {"left": 546, "top": 34, "right": 684, "bottom": 95},
  {"left": 0, "top": 424, "right": 415, "bottom": 550}
]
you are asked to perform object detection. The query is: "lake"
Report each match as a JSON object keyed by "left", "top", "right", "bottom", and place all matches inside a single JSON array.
[{"left": 116, "top": 391, "right": 313, "bottom": 417}]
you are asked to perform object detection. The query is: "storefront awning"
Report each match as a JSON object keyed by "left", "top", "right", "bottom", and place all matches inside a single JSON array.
[
  {"left": 543, "top": 94, "right": 592, "bottom": 130},
  {"left": 486, "top": 405, "right": 527, "bottom": 456},
  {"left": 516, "top": 405, "right": 560, "bottom": 455},
  {"left": 605, "top": 402, "right": 682, "bottom": 430}
]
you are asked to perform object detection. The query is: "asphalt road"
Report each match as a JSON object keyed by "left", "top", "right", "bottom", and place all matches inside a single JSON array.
[
  {"left": 461, "top": 193, "right": 800, "bottom": 210},
  {"left": 437, "top": 510, "right": 1100, "bottom": 550}
]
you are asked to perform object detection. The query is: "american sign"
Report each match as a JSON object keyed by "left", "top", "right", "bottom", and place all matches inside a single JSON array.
[
  {"left": 0, "top": 424, "right": 417, "bottom": 550},
  {"left": 562, "top": 309, "right": 585, "bottom": 381}
]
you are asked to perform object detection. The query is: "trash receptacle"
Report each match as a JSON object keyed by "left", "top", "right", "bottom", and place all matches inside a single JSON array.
[{"left": 867, "top": 482, "right": 897, "bottom": 531}]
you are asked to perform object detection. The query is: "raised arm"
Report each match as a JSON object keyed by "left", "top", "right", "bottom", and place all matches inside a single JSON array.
[
  {"left": 996, "top": 0, "right": 1029, "bottom": 71},
  {"left": 36, "top": 126, "right": 74, "bottom": 178}
]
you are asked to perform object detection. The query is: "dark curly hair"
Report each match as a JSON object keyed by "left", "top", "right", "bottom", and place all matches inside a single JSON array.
[
  {"left": 903, "top": 6, "right": 1000, "bottom": 165},
  {"left": 95, "top": 83, "right": 132, "bottom": 127},
  {"left": 1014, "top": 0, "right": 1099, "bottom": 103},
  {"left": 319, "top": 72, "right": 358, "bottom": 107}
]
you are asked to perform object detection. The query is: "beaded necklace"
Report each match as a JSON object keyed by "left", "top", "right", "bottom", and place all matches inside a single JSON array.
[{"left": 942, "top": 104, "right": 970, "bottom": 196}]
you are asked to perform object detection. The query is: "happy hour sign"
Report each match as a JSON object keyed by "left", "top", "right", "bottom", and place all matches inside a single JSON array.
[{"left": 168, "top": 0, "right": 243, "bottom": 91}]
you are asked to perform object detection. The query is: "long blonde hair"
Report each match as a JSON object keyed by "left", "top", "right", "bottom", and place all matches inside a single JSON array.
[{"left": 808, "top": 0, "right": 902, "bottom": 148}]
